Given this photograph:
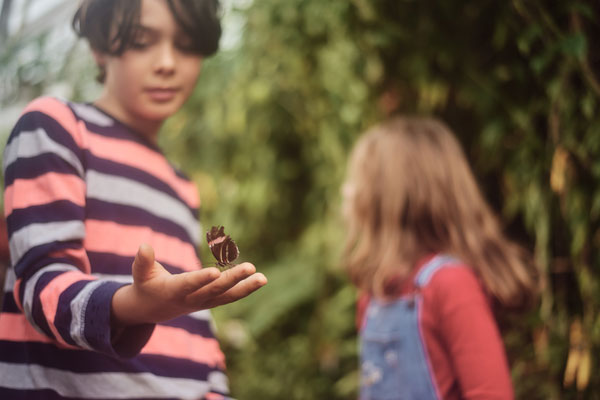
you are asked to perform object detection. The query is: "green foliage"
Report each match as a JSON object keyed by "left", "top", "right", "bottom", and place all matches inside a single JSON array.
[{"left": 161, "top": 0, "right": 600, "bottom": 398}]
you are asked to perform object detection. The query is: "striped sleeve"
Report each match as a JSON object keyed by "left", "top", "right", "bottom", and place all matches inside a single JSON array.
[{"left": 3, "top": 97, "right": 152, "bottom": 357}]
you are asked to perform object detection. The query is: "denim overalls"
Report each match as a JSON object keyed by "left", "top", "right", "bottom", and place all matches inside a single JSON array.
[{"left": 359, "top": 255, "right": 457, "bottom": 400}]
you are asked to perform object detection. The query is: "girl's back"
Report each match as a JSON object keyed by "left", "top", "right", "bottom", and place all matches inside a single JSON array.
[{"left": 343, "top": 117, "right": 539, "bottom": 399}]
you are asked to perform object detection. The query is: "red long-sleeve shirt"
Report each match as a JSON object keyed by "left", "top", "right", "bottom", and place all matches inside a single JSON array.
[{"left": 357, "top": 257, "right": 514, "bottom": 399}]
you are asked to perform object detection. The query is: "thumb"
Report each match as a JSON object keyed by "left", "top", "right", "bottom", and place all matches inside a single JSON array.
[{"left": 132, "top": 243, "right": 156, "bottom": 282}]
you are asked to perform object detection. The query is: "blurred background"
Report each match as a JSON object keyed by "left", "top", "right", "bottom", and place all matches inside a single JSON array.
[{"left": 1, "top": 0, "right": 599, "bottom": 398}]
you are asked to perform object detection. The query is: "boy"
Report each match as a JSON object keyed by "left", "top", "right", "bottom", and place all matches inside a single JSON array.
[{"left": 0, "top": 0, "right": 267, "bottom": 399}]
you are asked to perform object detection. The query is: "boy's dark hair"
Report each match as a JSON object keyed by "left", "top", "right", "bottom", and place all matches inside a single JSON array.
[{"left": 72, "top": 0, "right": 221, "bottom": 81}]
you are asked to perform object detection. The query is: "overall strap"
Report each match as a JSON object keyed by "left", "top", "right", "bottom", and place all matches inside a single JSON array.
[{"left": 414, "top": 254, "right": 459, "bottom": 288}]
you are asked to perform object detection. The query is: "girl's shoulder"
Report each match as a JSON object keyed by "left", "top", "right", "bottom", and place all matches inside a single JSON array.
[
  {"left": 418, "top": 257, "right": 477, "bottom": 286},
  {"left": 420, "top": 258, "right": 490, "bottom": 309}
]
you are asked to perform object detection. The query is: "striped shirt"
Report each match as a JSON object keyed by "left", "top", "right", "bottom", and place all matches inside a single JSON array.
[{"left": 0, "top": 96, "right": 230, "bottom": 399}]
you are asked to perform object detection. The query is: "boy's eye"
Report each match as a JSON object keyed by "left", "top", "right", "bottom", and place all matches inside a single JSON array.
[
  {"left": 130, "top": 28, "right": 153, "bottom": 50},
  {"left": 175, "top": 39, "right": 197, "bottom": 53},
  {"left": 131, "top": 40, "right": 150, "bottom": 49}
]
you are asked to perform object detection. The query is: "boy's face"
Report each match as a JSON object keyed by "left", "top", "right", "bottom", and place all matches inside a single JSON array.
[{"left": 94, "top": 0, "right": 203, "bottom": 139}]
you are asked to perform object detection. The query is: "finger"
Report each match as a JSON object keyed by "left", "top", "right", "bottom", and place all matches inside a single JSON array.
[
  {"left": 190, "top": 272, "right": 268, "bottom": 308},
  {"left": 173, "top": 267, "right": 221, "bottom": 295},
  {"left": 208, "top": 262, "right": 257, "bottom": 294},
  {"left": 131, "top": 243, "right": 156, "bottom": 282},
  {"left": 188, "top": 262, "right": 256, "bottom": 299},
  {"left": 199, "top": 272, "right": 267, "bottom": 308}
]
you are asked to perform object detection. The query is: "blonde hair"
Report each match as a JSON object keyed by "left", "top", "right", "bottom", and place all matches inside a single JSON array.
[{"left": 343, "top": 116, "right": 538, "bottom": 309}]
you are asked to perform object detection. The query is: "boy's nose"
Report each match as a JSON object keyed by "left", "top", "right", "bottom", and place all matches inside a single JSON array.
[{"left": 154, "top": 43, "right": 176, "bottom": 75}]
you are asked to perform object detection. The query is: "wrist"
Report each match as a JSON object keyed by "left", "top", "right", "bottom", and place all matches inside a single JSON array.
[{"left": 111, "top": 284, "right": 146, "bottom": 327}]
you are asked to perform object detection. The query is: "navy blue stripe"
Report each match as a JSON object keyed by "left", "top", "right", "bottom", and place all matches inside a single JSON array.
[
  {"left": 1, "top": 292, "right": 19, "bottom": 313},
  {"left": 161, "top": 315, "right": 213, "bottom": 337},
  {"left": 6, "top": 111, "right": 83, "bottom": 160},
  {"left": 88, "top": 251, "right": 186, "bottom": 276},
  {"left": 53, "top": 279, "right": 89, "bottom": 347},
  {"left": 0, "top": 388, "right": 75, "bottom": 400},
  {"left": 173, "top": 165, "right": 191, "bottom": 181},
  {"left": 87, "top": 199, "right": 194, "bottom": 244},
  {"left": 13, "top": 242, "right": 82, "bottom": 278},
  {"left": 76, "top": 104, "right": 163, "bottom": 153},
  {"left": 6, "top": 201, "right": 84, "bottom": 232},
  {"left": 85, "top": 280, "right": 136, "bottom": 357},
  {"left": 4, "top": 153, "right": 82, "bottom": 187},
  {"left": 88, "top": 251, "right": 133, "bottom": 275},
  {"left": 0, "top": 340, "right": 221, "bottom": 379},
  {"left": 0, "top": 387, "right": 180, "bottom": 400},
  {"left": 135, "top": 353, "right": 222, "bottom": 381}
]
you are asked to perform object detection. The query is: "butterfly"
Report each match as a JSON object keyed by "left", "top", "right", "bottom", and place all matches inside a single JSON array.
[{"left": 206, "top": 225, "right": 239, "bottom": 270}]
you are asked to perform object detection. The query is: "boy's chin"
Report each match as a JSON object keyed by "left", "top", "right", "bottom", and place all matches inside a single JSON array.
[{"left": 142, "top": 103, "right": 182, "bottom": 121}]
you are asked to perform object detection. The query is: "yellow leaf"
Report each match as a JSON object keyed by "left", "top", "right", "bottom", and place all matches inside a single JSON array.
[
  {"left": 564, "top": 319, "right": 583, "bottom": 387},
  {"left": 550, "top": 146, "right": 569, "bottom": 194},
  {"left": 563, "top": 346, "right": 581, "bottom": 387},
  {"left": 576, "top": 349, "right": 591, "bottom": 391}
]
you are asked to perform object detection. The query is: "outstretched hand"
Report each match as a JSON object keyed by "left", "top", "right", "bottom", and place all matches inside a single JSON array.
[{"left": 111, "top": 243, "right": 267, "bottom": 328}]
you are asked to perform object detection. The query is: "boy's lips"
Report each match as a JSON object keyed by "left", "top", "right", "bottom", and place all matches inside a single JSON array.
[{"left": 145, "top": 87, "right": 180, "bottom": 102}]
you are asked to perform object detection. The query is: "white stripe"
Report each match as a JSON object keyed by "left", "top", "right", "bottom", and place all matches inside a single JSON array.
[
  {"left": 70, "top": 279, "right": 106, "bottom": 350},
  {"left": 3, "top": 267, "right": 16, "bottom": 292},
  {"left": 208, "top": 370, "right": 230, "bottom": 394},
  {"left": 3, "top": 128, "right": 84, "bottom": 176},
  {"left": 0, "top": 362, "right": 224, "bottom": 399},
  {"left": 188, "top": 309, "right": 213, "bottom": 322},
  {"left": 9, "top": 220, "right": 85, "bottom": 266},
  {"left": 91, "top": 273, "right": 133, "bottom": 284},
  {"left": 87, "top": 170, "right": 200, "bottom": 244},
  {"left": 71, "top": 103, "right": 114, "bottom": 127},
  {"left": 22, "top": 264, "right": 77, "bottom": 335}
]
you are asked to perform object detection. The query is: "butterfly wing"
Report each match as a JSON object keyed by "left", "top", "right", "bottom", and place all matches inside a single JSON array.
[
  {"left": 206, "top": 226, "right": 239, "bottom": 267},
  {"left": 220, "top": 237, "right": 239, "bottom": 265},
  {"left": 206, "top": 226, "right": 225, "bottom": 243}
]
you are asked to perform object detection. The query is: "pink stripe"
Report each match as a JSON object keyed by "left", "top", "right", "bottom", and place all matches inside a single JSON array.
[
  {"left": 22, "top": 97, "right": 87, "bottom": 149},
  {"left": 4, "top": 173, "right": 85, "bottom": 215},
  {"left": 205, "top": 394, "right": 226, "bottom": 400},
  {"left": 13, "top": 279, "right": 23, "bottom": 311},
  {"left": 48, "top": 247, "right": 92, "bottom": 274},
  {"left": 87, "top": 132, "right": 199, "bottom": 208},
  {"left": 39, "top": 270, "right": 96, "bottom": 346},
  {"left": 142, "top": 325, "right": 225, "bottom": 368},
  {"left": 0, "top": 312, "right": 77, "bottom": 349},
  {"left": 84, "top": 220, "right": 200, "bottom": 271}
]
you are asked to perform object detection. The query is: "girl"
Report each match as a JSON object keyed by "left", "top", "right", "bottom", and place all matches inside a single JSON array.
[
  {"left": 342, "top": 117, "right": 538, "bottom": 399},
  {"left": 0, "top": 1, "right": 266, "bottom": 399}
]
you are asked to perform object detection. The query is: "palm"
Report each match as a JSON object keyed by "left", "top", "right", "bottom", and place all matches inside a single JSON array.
[{"left": 112, "top": 244, "right": 267, "bottom": 326}]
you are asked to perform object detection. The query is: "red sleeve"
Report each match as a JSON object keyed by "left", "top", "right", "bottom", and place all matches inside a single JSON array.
[{"left": 428, "top": 266, "right": 514, "bottom": 400}]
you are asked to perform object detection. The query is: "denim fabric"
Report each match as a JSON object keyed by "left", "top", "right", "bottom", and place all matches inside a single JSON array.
[{"left": 359, "top": 255, "right": 457, "bottom": 400}]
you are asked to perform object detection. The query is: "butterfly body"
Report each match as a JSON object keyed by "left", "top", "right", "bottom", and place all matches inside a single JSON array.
[{"left": 206, "top": 226, "right": 239, "bottom": 270}]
